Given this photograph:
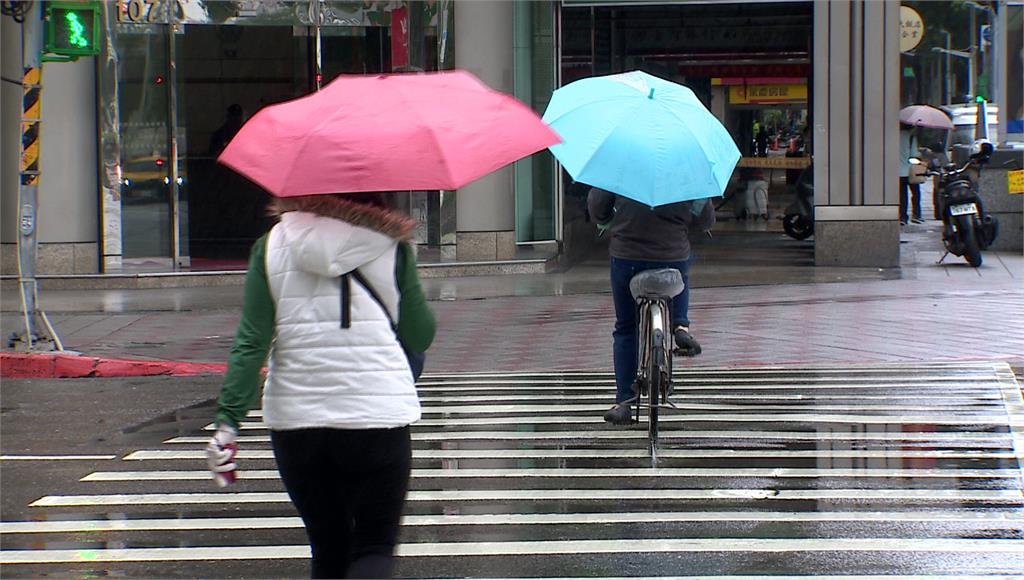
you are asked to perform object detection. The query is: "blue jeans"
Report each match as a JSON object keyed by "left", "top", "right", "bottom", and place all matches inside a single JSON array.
[
  {"left": 610, "top": 255, "right": 693, "bottom": 403},
  {"left": 899, "top": 177, "right": 922, "bottom": 223}
]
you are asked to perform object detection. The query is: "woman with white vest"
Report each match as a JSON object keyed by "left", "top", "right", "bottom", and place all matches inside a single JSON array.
[{"left": 205, "top": 191, "right": 435, "bottom": 579}]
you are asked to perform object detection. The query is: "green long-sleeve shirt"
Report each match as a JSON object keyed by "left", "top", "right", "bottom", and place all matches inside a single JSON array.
[{"left": 214, "top": 236, "right": 436, "bottom": 430}]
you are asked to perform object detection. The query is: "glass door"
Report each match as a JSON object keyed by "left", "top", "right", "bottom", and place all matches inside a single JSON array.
[
  {"left": 117, "top": 22, "right": 173, "bottom": 267},
  {"left": 177, "top": 24, "right": 312, "bottom": 269}
]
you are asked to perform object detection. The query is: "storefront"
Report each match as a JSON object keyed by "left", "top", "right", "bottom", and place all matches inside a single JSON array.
[
  {"left": 103, "top": 1, "right": 815, "bottom": 271},
  {"left": 556, "top": 1, "right": 813, "bottom": 245},
  {"left": 1, "top": 0, "right": 904, "bottom": 276},
  {"left": 98, "top": 0, "right": 454, "bottom": 271},
  {"left": 98, "top": 1, "right": 815, "bottom": 271}
]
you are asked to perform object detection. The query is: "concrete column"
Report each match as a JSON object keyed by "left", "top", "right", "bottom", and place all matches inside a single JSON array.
[
  {"left": 1, "top": 16, "right": 21, "bottom": 270},
  {"left": 453, "top": 0, "right": 516, "bottom": 261},
  {"left": 812, "top": 0, "right": 900, "bottom": 267},
  {"left": 1, "top": 17, "right": 98, "bottom": 275}
]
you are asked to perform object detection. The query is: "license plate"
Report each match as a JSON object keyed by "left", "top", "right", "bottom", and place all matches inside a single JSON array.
[{"left": 949, "top": 203, "right": 977, "bottom": 216}]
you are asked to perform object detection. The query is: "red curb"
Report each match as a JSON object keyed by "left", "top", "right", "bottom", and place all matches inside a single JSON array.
[{"left": 0, "top": 353, "right": 227, "bottom": 379}]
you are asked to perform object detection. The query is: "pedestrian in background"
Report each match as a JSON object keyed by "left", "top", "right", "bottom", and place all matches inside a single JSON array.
[
  {"left": 208, "top": 104, "right": 245, "bottom": 156},
  {"left": 588, "top": 187, "right": 713, "bottom": 425},
  {"left": 205, "top": 191, "right": 435, "bottom": 578},
  {"left": 755, "top": 123, "right": 769, "bottom": 157},
  {"left": 899, "top": 122, "right": 924, "bottom": 225}
]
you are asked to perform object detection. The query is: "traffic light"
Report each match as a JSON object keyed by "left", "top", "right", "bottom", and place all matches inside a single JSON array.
[{"left": 45, "top": 2, "right": 100, "bottom": 57}]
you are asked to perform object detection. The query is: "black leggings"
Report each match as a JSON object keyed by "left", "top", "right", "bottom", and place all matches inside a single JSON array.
[{"left": 271, "top": 426, "right": 412, "bottom": 579}]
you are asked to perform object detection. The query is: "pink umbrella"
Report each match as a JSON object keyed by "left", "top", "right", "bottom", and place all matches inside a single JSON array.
[
  {"left": 218, "top": 70, "right": 560, "bottom": 197},
  {"left": 899, "top": 105, "right": 954, "bottom": 130}
]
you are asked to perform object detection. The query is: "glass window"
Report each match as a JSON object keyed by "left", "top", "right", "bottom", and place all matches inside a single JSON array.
[
  {"left": 105, "top": 1, "right": 458, "bottom": 270},
  {"left": 514, "top": 1, "right": 558, "bottom": 243}
]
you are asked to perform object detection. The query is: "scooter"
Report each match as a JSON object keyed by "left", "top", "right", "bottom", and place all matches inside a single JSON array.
[
  {"left": 913, "top": 139, "right": 998, "bottom": 267},
  {"left": 782, "top": 164, "right": 814, "bottom": 240}
]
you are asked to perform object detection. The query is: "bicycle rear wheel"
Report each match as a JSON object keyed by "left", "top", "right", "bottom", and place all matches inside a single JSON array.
[{"left": 648, "top": 329, "right": 664, "bottom": 466}]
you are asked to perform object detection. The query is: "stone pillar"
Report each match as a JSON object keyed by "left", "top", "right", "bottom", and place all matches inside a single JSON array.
[
  {"left": 1, "top": 16, "right": 21, "bottom": 272},
  {"left": 453, "top": 0, "right": 516, "bottom": 261},
  {"left": 812, "top": 0, "right": 900, "bottom": 267}
]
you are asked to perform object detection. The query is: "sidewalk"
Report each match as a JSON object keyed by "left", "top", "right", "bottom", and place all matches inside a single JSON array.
[{"left": 2, "top": 224, "right": 1022, "bottom": 376}]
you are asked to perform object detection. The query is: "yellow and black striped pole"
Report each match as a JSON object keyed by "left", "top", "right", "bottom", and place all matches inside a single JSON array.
[
  {"left": 13, "top": 2, "right": 60, "bottom": 352},
  {"left": 20, "top": 66, "right": 41, "bottom": 186}
]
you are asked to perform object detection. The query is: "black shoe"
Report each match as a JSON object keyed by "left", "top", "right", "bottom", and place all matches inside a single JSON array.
[
  {"left": 911, "top": 217, "right": 925, "bottom": 224},
  {"left": 603, "top": 403, "right": 634, "bottom": 425},
  {"left": 673, "top": 326, "right": 702, "bottom": 356}
]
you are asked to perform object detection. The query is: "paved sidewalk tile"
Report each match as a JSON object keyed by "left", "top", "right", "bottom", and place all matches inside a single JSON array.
[
  {"left": 3, "top": 279, "right": 1022, "bottom": 375},
  {"left": 3, "top": 220, "right": 1021, "bottom": 376}
]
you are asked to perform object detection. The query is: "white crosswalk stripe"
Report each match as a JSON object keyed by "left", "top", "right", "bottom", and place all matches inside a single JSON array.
[{"left": 2, "top": 362, "right": 1023, "bottom": 577}]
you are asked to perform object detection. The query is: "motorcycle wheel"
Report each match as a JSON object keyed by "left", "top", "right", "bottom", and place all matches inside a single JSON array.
[
  {"left": 783, "top": 214, "right": 813, "bottom": 240},
  {"left": 955, "top": 214, "right": 983, "bottom": 267}
]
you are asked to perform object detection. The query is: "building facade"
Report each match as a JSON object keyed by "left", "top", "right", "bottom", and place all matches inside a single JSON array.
[{"left": 2, "top": 0, "right": 919, "bottom": 276}]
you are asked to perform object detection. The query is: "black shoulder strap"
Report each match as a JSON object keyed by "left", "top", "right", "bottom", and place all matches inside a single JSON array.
[
  {"left": 350, "top": 269, "right": 398, "bottom": 334},
  {"left": 339, "top": 273, "right": 351, "bottom": 329},
  {"left": 338, "top": 246, "right": 400, "bottom": 334}
]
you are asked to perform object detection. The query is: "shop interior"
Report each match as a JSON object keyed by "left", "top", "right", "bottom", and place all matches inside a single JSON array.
[{"left": 560, "top": 1, "right": 814, "bottom": 241}]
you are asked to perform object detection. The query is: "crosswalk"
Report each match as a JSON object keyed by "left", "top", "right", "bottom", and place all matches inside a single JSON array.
[{"left": 2, "top": 362, "right": 1023, "bottom": 577}]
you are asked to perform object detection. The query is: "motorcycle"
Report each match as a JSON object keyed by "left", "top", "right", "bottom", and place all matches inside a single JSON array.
[
  {"left": 782, "top": 164, "right": 814, "bottom": 240},
  {"left": 913, "top": 139, "right": 999, "bottom": 267}
]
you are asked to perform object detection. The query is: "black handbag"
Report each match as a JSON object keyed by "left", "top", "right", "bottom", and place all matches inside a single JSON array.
[{"left": 340, "top": 269, "right": 426, "bottom": 381}]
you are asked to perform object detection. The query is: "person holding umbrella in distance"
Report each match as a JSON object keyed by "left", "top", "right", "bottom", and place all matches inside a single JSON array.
[
  {"left": 898, "top": 105, "right": 955, "bottom": 226},
  {"left": 899, "top": 121, "right": 925, "bottom": 225},
  {"left": 204, "top": 70, "right": 559, "bottom": 578},
  {"left": 543, "top": 71, "right": 740, "bottom": 425}
]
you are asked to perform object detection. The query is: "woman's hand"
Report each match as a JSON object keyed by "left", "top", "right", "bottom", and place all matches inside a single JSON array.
[{"left": 205, "top": 424, "right": 239, "bottom": 487}]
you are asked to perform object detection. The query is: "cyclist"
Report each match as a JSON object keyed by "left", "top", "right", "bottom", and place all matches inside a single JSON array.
[{"left": 588, "top": 187, "right": 715, "bottom": 425}]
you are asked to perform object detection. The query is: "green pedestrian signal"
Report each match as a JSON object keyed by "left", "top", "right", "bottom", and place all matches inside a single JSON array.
[{"left": 45, "top": 2, "right": 100, "bottom": 57}]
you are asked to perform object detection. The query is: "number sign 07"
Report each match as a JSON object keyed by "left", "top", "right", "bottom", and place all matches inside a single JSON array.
[{"left": 121, "top": 0, "right": 185, "bottom": 24}]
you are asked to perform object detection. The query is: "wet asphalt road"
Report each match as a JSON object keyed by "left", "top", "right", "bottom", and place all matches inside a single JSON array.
[{"left": 2, "top": 363, "right": 1023, "bottom": 578}]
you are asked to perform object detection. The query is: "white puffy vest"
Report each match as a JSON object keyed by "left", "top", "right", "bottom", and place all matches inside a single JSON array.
[{"left": 261, "top": 212, "right": 420, "bottom": 430}]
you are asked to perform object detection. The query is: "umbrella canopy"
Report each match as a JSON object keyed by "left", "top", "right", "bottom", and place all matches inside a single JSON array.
[
  {"left": 218, "top": 70, "right": 560, "bottom": 197},
  {"left": 543, "top": 71, "right": 740, "bottom": 207},
  {"left": 899, "top": 105, "right": 954, "bottom": 130}
]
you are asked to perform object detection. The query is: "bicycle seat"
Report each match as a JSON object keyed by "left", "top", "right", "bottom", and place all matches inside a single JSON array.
[{"left": 629, "top": 268, "right": 684, "bottom": 301}]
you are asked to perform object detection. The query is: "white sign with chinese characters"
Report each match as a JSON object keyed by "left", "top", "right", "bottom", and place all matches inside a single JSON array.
[{"left": 900, "top": 5, "right": 924, "bottom": 53}]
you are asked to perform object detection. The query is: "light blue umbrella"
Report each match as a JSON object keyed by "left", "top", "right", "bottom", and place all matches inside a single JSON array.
[{"left": 543, "top": 71, "right": 740, "bottom": 207}]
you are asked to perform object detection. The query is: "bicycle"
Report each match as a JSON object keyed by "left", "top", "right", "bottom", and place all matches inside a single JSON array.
[{"left": 622, "top": 268, "right": 685, "bottom": 467}]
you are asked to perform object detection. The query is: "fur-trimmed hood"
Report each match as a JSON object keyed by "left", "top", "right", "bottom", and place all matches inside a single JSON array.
[
  {"left": 268, "top": 195, "right": 415, "bottom": 278},
  {"left": 270, "top": 194, "right": 416, "bottom": 241}
]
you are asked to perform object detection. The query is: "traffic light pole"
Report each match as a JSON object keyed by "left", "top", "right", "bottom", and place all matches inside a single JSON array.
[{"left": 13, "top": 2, "right": 62, "bottom": 353}]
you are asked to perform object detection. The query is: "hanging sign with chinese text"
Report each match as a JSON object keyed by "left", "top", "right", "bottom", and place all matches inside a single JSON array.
[
  {"left": 900, "top": 5, "right": 924, "bottom": 53},
  {"left": 729, "top": 84, "right": 808, "bottom": 105}
]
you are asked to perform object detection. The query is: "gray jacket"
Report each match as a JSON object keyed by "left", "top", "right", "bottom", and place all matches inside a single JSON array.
[{"left": 587, "top": 187, "right": 715, "bottom": 262}]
